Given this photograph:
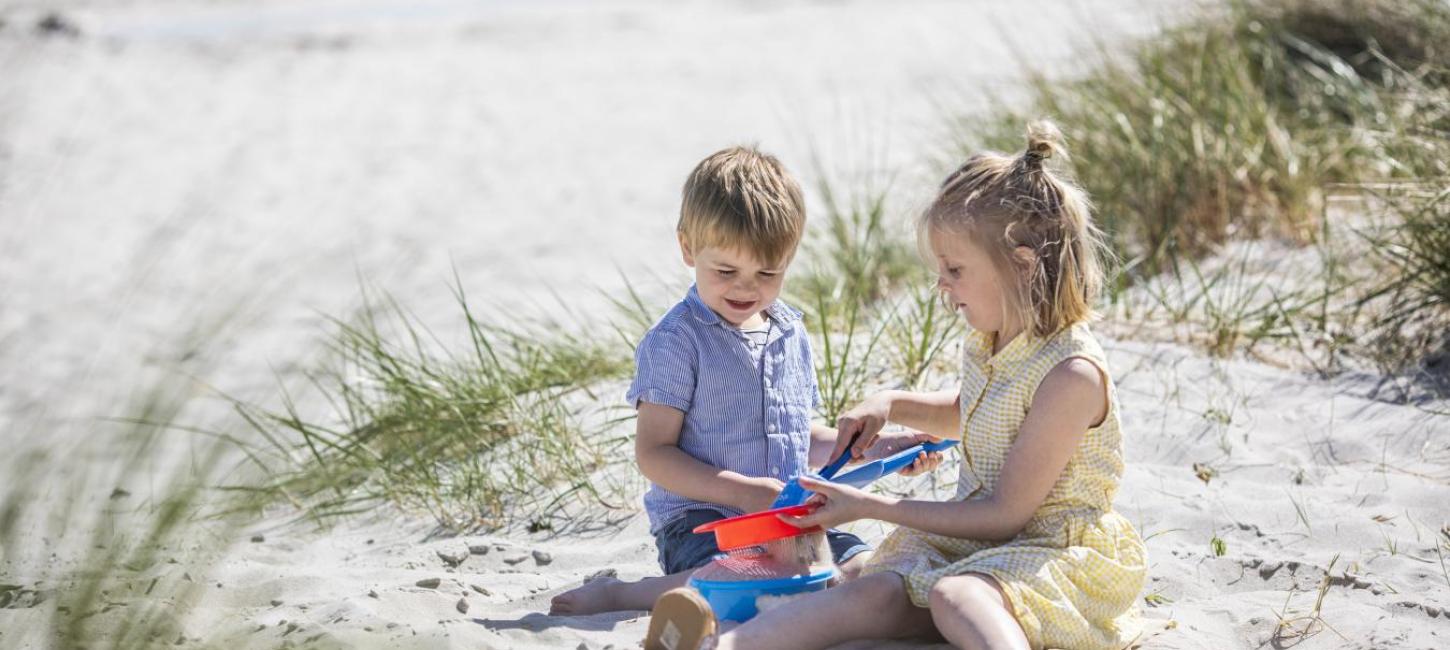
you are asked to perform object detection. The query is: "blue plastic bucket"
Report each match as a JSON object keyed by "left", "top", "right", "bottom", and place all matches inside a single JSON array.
[{"left": 688, "top": 567, "right": 836, "bottom": 622}]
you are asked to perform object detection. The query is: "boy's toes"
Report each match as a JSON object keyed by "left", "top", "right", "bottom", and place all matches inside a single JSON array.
[{"left": 548, "top": 575, "right": 622, "bottom": 616}]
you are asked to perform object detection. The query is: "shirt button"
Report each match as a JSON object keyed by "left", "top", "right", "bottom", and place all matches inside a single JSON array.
[
  {"left": 767, "top": 424, "right": 777, "bottom": 433},
  {"left": 770, "top": 466, "right": 778, "bottom": 474}
]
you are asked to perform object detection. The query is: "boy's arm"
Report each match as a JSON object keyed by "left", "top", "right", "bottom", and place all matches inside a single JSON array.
[{"left": 635, "top": 401, "right": 784, "bottom": 514}]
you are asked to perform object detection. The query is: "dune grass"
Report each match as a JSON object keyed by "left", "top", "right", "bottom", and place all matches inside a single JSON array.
[
  {"left": 0, "top": 378, "right": 245, "bottom": 649},
  {"left": 224, "top": 279, "right": 635, "bottom": 533},
  {"left": 791, "top": 163, "right": 959, "bottom": 420},
  {"left": 950, "top": 0, "right": 1450, "bottom": 368}
]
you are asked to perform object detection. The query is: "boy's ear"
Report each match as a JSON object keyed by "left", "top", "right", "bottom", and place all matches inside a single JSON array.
[{"left": 678, "top": 233, "right": 696, "bottom": 268}]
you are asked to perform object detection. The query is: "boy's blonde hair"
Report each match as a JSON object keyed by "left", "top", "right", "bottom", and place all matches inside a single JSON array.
[
  {"left": 923, "top": 121, "right": 1108, "bottom": 337},
  {"left": 678, "top": 146, "right": 806, "bottom": 267}
]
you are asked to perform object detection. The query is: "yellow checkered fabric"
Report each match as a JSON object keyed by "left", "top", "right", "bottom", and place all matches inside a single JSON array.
[{"left": 864, "top": 322, "right": 1147, "bottom": 650}]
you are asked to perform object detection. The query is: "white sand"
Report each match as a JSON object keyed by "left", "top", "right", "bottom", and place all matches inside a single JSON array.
[{"left": 3, "top": 1, "right": 1448, "bottom": 648}]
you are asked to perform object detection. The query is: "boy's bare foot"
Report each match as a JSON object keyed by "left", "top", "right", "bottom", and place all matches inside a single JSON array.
[{"left": 549, "top": 574, "right": 623, "bottom": 615}]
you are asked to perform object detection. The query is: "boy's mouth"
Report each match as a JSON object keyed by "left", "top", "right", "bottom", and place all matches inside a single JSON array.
[{"left": 724, "top": 298, "right": 757, "bottom": 311}]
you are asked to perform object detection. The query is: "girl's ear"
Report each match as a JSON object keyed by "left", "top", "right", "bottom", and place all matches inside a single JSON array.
[
  {"left": 678, "top": 233, "right": 696, "bottom": 268},
  {"left": 1012, "top": 245, "right": 1037, "bottom": 276}
]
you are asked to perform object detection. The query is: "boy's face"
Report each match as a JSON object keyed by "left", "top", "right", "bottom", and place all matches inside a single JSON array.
[{"left": 679, "top": 236, "right": 791, "bottom": 328}]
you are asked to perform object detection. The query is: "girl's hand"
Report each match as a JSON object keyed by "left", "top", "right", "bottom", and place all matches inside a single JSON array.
[
  {"left": 831, "top": 393, "right": 894, "bottom": 463},
  {"left": 864, "top": 431, "right": 947, "bottom": 477},
  {"left": 778, "top": 476, "right": 888, "bottom": 530}
]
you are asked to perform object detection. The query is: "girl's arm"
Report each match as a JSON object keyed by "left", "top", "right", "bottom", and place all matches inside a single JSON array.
[
  {"left": 807, "top": 423, "right": 838, "bottom": 468},
  {"left": 827, "top": 389, "right": 961, "bottom": 463},
  {"left": 635, "top": 402, "right": 784, "bottom": 514},
  {"left": 809, "top": 422, "right": 945, "bottom": 475},
  {"left": 790, "top": 358, "right": 1108, "bottom": 541}
]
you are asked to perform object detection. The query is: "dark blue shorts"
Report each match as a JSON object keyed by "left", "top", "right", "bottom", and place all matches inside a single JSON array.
[{"left": 655, "top": 509, "right": 871, "bottom": 575}]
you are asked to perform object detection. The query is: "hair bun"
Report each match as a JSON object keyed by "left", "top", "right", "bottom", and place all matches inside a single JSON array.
[{"left": 1024, "top": 120, "right": 1066, "bottom": 165}]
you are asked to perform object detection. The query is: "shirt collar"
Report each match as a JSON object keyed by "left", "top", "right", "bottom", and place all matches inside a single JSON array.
[
  {"left": 964, "top": 325, "right": 1043, "bottom": 371},
  {"left": 685, "top": 284, "right": 801, "bottom": 331}
]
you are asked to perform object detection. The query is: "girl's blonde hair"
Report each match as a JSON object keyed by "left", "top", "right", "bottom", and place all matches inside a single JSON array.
[{"left": 922, "top": 121, "right": 1108, "bottom": 337}]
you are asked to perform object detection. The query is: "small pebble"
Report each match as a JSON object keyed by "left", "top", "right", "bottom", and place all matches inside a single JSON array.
[
  {"left": 471, "top": 584, "right": 491, "bottom": 596},
  {"left": 437, "top": 550, "right": 469, "bottom": 568},
  {"left": 469, "top": 544, "right": 490, "bottom": 556},
  {"left": 368, "top": 590, "right": 379, "bottom": 599},
  {"left": 456, "top": 597, "right": 469, "bottom": 614},
  {"left": 532, "top": 550, "right": 553, "bottom": 565},
  {"left": 251, "top": 534, "right": 265, "bottom": 543},
  {"left": 416, "top": 578, "right": 442, "bottom": 589},
  {"left": 270, "top": 599, "right": 283, "bottom": 607},
  {"left": 503, "top": 555, "right": 529, "bottom": 565}
]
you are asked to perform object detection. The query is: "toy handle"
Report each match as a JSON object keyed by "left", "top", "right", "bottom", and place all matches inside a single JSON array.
[{"left": 876, "top": 439, "right": 958, "bottom": 475}]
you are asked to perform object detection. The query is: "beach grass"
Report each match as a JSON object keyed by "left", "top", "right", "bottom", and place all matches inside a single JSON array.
[
  {"left": 224, "top": 278, "right": 635, "bottom": 532},
  {"left": 949, "top": 0, "right": 1450, "bottom": 367},
  {"left": 0, "top": 379, "right": 245, "bottom": 649}
]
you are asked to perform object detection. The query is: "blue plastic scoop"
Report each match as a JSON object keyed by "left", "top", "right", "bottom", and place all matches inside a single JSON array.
[
  {"left": 769, "top": 431, "right": 860, "bottom": 509},
  {"left": 829, "top": 439, "right": 959, "bottom": 488},
  {"left": 770, "top": 436, "right": 958, "bottom": 508}
]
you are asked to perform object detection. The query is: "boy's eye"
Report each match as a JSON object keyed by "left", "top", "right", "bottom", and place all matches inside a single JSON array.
[
  {"left": 946, "top": 266, "right": 962, "bottom": 278},
  {"left": 758, "top": 271, "right": 779, "bottom": 279},
  {"left": 717, "top": 269, "right": 736, "bottom": 277}
]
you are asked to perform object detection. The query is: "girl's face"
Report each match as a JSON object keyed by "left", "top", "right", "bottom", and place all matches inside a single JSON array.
[
  {"left": 680, "top": 237, "right": 789, "bottom": 328},
  {"left": 930, "top": 226, "right": 1016, "bottom": 336}
]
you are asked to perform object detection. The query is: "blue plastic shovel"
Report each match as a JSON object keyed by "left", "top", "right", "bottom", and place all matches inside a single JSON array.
[
  {"left": 828, "top": 439, "right": 959, "bottom": 488},
  {"left": 769, "top": 431, "right": 860, "bottom": 509},
  {"left": 770, "top": 436, "right": 959, "bottom": 508}
]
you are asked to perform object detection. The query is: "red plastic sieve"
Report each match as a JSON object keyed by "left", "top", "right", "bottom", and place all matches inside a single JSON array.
[{"left": 693, "top": 504, "right": 819, "bottom": 551}]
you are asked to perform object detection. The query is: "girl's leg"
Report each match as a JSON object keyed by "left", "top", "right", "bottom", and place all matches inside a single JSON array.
[
  {"left": 550, "top": 571, "right": 691, "bottom": 615},
  {"left": 715, "top": 572, "right": 937, "bottom": 650},
  {"left": 926, "top": 572, "right": 1030, "bottom": 650}
]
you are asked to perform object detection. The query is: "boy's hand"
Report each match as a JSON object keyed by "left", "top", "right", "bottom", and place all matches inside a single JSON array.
[
  {"left": 736, "top": 476, "right": 786, "bottom": 513},
  {"left": 863, "top": 430, "right": 947, "bottom": 477},
  {"left": 778, "top": 476, "right": 885, "bottom": 530},
  {"left": 832, "top": 393, "right": 893, "bottom": 463}
]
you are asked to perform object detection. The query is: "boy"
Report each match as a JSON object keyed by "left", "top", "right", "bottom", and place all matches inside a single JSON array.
[{"left": 549, "top": 146, "right": 872, "bottom": 615}]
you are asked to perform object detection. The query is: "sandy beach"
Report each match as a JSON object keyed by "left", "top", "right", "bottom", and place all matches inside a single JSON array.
[{"left": 2, "top": 0, "right": 1448, "bottom": 648}]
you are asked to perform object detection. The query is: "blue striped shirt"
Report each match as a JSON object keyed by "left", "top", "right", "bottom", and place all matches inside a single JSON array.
[{"left": 627, "top": 285, "right": 822, "bottom": 533}]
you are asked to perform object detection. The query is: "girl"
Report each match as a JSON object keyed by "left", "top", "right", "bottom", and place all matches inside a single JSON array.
[{"left": 643, "top": 122, "right": 1147, "bottom": 650}]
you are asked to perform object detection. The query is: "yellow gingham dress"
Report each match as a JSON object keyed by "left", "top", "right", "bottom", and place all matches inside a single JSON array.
[{"left": 863, "top": 322, "right": 1146, "bottom": 650}]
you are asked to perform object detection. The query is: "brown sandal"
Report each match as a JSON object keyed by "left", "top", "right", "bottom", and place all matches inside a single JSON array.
[{"left": 644, "top": 587, "right": 717, "bottom": 650}]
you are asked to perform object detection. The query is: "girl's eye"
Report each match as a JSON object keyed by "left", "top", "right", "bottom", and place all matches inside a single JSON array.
[{"left": 946, "top": 266, "right": 961, "bottom": 278}]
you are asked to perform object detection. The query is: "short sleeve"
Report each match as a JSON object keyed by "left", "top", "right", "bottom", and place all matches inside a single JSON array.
[
  {"left": 625, "top": 326, "right": 696, "bottom": 413},
  {"left": 801, "top": 327, "right": 823, "bottom": 412}
]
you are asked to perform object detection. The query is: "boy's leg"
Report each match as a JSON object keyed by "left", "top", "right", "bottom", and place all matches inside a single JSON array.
[
  {"left": 836, "top": 550, "right": 871, "bottom": 581},
  {"left": 553, "top": 509, "right": 724, "bottom": 616},
  {"left": 715, "top": 571, "right": 937, "bottom": 650},
  {"left": 550, "top": 571, "right": 690, "bottom": 615},
  {"left": 925, "top": 572, "right": 1030, "bottom": 650},
  {"left": 825, "top": 529, "right": 872, "bottom": 583}
]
